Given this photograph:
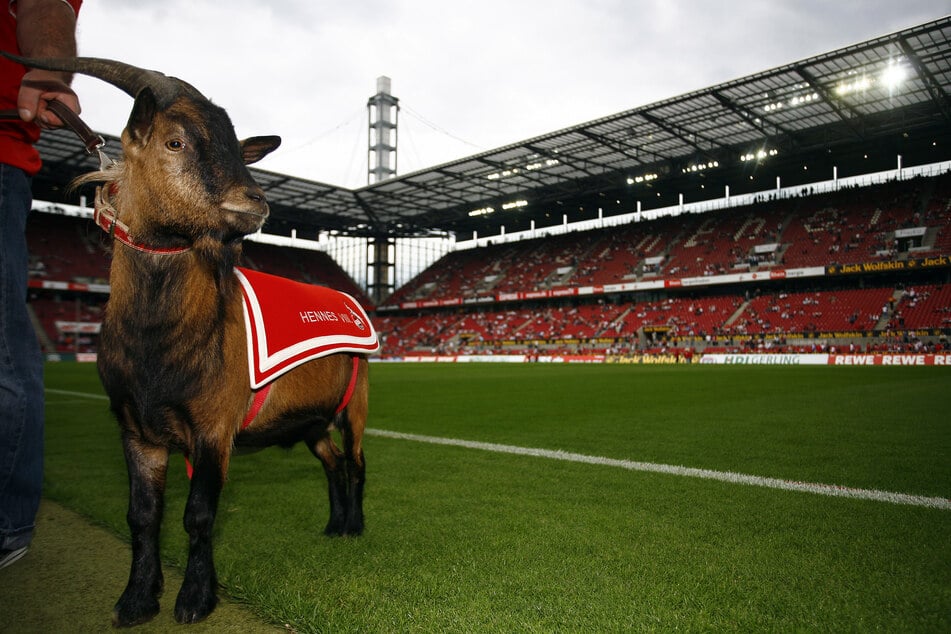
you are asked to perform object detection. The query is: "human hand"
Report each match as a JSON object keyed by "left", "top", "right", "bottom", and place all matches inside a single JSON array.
[{"left": 17, "top": 69, "right": 81, "bottom": 129}]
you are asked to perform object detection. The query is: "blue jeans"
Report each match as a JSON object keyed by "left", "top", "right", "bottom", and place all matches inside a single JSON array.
[{"left": 0, "top": 164, "right": 44, "bottom": 551}]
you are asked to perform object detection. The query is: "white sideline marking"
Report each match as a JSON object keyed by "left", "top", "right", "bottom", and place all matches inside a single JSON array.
[
  {"left": 46, "top": 388, "right": 109, "bottom": 401},
  {"left": 367, "top": 429, "right": 951, "bottom": 511},
  {"left": 45, "top": 389, "right": 951, "bottom": 510}
]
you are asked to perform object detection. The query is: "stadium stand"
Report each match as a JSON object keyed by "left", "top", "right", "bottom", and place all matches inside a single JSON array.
[
  {"left": 26, "top": 170, "right": 951, "bottom": 358},
  {"left": 384, "top": 174, "right": 951, "bottom": 309},
  {"left": 28, "top": 293, "right": 106, "bottom": 353},
  {"left": 616, "top": 295, "right": 745, "bottom": 337},
  {"left": 242, "top": 242, "right": 371, "bottom": 304},
  {"left": 369, "top": 173, "right": 951, "bottom": 358},
  {"left": 566, "top": 216, "right": 680, "bottom": 285},
  {"left": 26, "top": 212, "right": 110, "bottom": 283},
  {"left": 738, "top": 288, "right": 896, "bottom": 335},
  {"left": 24, "top": 170, "right": 951, "bottom": 358},
  {"left": 891, "top": 284, "right": 951, "bottom": 330},
  {"left": 779, "top": 182, "right": 926, "bottom": 268},
  {"left": 385, "top": 242, "right": 521, "bottom": 303},
  {"left": 655, "top": 205, "right": 784, "bottom": 278}
]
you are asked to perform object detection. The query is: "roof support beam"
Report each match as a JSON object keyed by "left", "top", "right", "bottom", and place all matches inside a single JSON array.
[
  {"left": 524, "top": 143, "right": 604, "bottom": 179},
  {"left": 638, "top": 110, "right": 726, "bottom": 159},
  {"left": 898, "top": 36, "right": 951, "bottom": 124},
  {"left": 794, "top": 66, "right": 866, "bottom": 140},
  {"left": 474, "top": 156, "right": 558, "bottom": 190},
  {"left": 575, "top": 127, "right": 656, "bottom": 167},
  {"left": 710, "top": 90, "right": 801, "bottom": 150}
]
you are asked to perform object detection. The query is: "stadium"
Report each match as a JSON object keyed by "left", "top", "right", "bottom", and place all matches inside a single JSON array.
[
  {"left": 3, "top": 15, "right": 950, "bottom": 634},
  {"left": 25, "top": 17, "right": 951, "bottom": 366}
]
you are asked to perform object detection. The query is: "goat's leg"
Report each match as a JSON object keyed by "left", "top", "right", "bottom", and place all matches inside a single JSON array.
[
  {"left": 307, "top": 360, "right": 369, "bottom": 537},
  {"left": 308, "top": 430, "right": 348, "bottom": 536},
  {"left": 174, "top": 439, "right": 225, "bottom": 624},
  {"left": 343, "top": 447, "right": 366, "bottom": 536},
  {"left": 113, "top": 433, "right": 168, "bottom": 628},
  {"left": 337, "top": 410, "right": 366, "bottom": 537},
  {"left": 327, "top": 413, "right": 366, "bottom": 535},
  {"left": 337, "top": 364, "right": 368, "bottom": 536}
]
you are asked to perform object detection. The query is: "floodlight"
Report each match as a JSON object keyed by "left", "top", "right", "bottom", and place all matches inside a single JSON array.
[
  {"left": 835, "top": 75, "right": 872, "bottom": 96},
  {"left": 881, "top": 61, "right": 908, "bottom": 92}
]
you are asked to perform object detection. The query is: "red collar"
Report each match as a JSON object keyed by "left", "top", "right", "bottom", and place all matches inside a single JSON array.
[{"left": 94, "top": 184, "right": 191, "bottom": 255}]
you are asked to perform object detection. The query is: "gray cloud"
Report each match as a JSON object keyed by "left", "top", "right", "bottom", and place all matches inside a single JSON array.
[{"left": 69, "top": 1, "right": 945, "bottom": 187}]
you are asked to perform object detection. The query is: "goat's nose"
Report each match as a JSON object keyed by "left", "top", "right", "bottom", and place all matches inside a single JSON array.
[{"left": 246, "top": 186, "right": 266, "bottom": 203}]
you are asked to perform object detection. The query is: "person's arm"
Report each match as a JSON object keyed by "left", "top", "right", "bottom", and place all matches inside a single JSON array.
[{"left": 14, "top": 0, "right": 80, "bottom": 127}]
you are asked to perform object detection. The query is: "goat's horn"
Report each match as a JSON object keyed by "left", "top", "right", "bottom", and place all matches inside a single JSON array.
[{"left": 1, "top": 52, "right": 185, "bottom": 106}]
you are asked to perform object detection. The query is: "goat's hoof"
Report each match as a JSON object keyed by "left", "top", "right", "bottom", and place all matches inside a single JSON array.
[
  {"left": 345, "top": 517, "right": 365, "bottom": 537},
  {"left": 174, "top": 584, "right": 218, "bottom": 624},
  {"left": 324, "top": 517, "right": 346, "bottom": 536},
  {"left": 324, "top": 525, "right": 364, "bottom": 538},
  {"left": 112, "top": 596, "right": 160, "bottom": 628},
  {"left": 342, "top": 522, "right": 364, "bottom": 537},
  {"left": 324, "top": 517, "right": 364, "bottom": 537}
]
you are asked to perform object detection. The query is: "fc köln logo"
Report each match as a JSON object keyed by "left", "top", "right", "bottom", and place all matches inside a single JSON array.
[{"left": 346, "top": 303, "right": 367, "bottom": 331}]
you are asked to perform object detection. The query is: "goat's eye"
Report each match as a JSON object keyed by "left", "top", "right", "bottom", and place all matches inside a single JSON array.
[{"left": 166, "top": 139, "right": 186, "bottom": 152}]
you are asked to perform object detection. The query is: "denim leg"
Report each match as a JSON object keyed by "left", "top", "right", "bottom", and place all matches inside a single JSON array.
[{"left": 0, "top": 164, "right": 44, "bottom": 550}]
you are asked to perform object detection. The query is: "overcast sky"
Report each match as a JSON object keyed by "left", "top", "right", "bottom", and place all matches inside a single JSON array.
[{"left": 69, "top": 1, "right": 945, "bottom": 189}]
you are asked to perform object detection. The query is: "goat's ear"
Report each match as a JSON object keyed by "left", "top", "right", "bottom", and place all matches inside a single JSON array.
[
  {"left": 125, "top": 87, "right": 159, "bottom": 145},
  {"left": 240, "top": 135, "right": 281, "bottom": 165}
]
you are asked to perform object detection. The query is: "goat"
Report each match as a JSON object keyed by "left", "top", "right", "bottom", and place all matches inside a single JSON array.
[{"left": 6, "top": 53, "right": 377, "bottom": 627}]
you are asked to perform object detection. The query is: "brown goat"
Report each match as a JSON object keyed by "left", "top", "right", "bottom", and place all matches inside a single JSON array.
[{"left": 6, "top": 54, "right": 376, "bottom": 627}]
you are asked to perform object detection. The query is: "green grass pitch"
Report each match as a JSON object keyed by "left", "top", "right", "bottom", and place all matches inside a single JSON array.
[{"left": 41, "top": 362, "right": 951, "bottom": 632}]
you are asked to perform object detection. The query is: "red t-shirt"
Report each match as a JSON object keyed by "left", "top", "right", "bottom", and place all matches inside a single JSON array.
[{"left": 0, "top": 0, "right": 82, "bottom": 175}]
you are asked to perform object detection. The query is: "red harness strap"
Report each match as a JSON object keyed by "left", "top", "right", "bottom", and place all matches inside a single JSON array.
[
  {"left": 242, "top": 384, "right": 272, "bottom": 430},
  {"left": 336, "top": 356, "right": 361, "bottom": 414},
  {"left": 184, "top": 356, "right": 359, "bottom": 479},
  {"left": 185, "top": 384, "right": 272, "bottom": 479}
]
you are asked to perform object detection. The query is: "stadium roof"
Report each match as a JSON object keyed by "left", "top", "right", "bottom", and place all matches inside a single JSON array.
[{"left": 32, "top": 16, "right": 951, "bottom": 240}]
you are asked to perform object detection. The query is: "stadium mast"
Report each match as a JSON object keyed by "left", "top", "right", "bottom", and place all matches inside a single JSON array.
[
  {"left": 367, "top": 76, "right": 399, "bottom": 184},
  {"left": 366, "top": 76, "right": 399, "bottom": 303}
]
